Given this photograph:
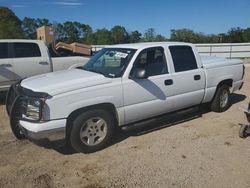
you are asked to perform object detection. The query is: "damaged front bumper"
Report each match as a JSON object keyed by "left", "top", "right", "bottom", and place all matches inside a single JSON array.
[{"left": 19, "top": 119, "right": 66, "bottom": 142}]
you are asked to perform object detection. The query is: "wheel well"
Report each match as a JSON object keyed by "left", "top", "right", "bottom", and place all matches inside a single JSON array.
[
  {"left": 210, "top": 79, "right": 233, "bottom": 104},
  {"left": 217, "top": 79, "right": 233, "bottom": 89},
  {"left": 65, "top": 103, "right": 118, "bottom": 141}
]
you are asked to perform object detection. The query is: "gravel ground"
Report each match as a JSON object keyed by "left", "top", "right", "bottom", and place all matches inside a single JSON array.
[
  {"left": 243, "top": 58, "right": 250, "bottom": 64},
  {"left": 0, "top": 67, "right": 249, "bottom": 188}
]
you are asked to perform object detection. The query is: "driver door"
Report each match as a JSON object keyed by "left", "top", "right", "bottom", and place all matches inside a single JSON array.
[{"left": 122, "top": 47, "right": 175, "bottom": 124}]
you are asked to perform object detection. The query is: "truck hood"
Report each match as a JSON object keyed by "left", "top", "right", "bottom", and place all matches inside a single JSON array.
[{"left": 21, "top": 69, "right": 111, "bottom": 96}]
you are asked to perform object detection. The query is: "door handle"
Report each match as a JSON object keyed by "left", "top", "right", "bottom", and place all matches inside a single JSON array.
[
  {"left": 164, "top": 79, "right": 173, "bottom": 86},
  {"left": 0, "top": 64, "right": 12, "bottom": 67},
  {"left": 39, "top": 61, "right": 49, "bottom": 65},
  {"left": 194, "top": 75, "right": 201, "bottom": 80}
]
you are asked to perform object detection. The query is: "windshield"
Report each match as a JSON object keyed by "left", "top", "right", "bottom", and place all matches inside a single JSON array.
[{"left": 82, "top": 48, "right": 136, "bottom": 78}]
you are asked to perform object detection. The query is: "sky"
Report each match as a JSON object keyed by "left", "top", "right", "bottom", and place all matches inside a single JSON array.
[{"left": 1, "top": 0, "right": 250, "bottom": 37}]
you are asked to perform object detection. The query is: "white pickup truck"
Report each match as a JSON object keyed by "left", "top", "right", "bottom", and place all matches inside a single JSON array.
[
  {"left": 0, "top": 39, "right": 89, "bottom": 91},
  {"left": 6, "top": 42, "right": 244, "bottom": 153}
]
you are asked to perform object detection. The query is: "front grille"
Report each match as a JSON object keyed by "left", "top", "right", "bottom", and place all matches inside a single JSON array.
[
  {"left": 6, "top": 82, "right": 27, "bottom": 117},
  {"left": 6, "top": 85, "right": 18, "bottom": 116},
  {"left": 19, "top": 100, "right": 27, "bottom": 114},
  {"left": 6, "top": 82, "right": 49, "bottom": 122}
]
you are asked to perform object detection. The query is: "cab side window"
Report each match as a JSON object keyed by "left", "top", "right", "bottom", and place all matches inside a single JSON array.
[
  {"left": 132, "top": 47, "right": 168, "bottom": 77},
  {"left": 169, "top": 45, "right": 197, "bottom": 72},
  {"left": 0, "top": 43, "right": 9, "bottom": 59},
  {"left": 13, "top": 43, "right": 41, "bottom": 58}
]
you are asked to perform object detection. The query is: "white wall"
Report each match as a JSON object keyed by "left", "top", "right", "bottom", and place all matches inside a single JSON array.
[
  {"left": 196, "top": 43, "right": 250, "bottom": 58},
  {"left": 92, "top": 43, "right": 250, "bottom": 58}
]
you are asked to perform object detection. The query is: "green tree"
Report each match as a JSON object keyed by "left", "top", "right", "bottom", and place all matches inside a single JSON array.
[
  {"left": 36, "top": 18, "right": 50, "bottom": 27},
  {"left": 62, "top": 21, "right": 81, "bottom": 43},
  {"left": 154, "top": 34, "right": 166, "bottom": 42},
  {"left": 170, "top": 28, "right": 216, "bottom": 43},
  {"left": 22, "top": 17, "right": 38, "bottom": 39},
  {"left": 128, "top": 30, "right": 142, "bottom": 43},
  {"left": 111, "top": 25, "right": 128, "bottom": 44},
  {"left": 87, "top": 28, "right": 112, "bottom": 45},
  {"left": 170, "top": 28, "right": 196, "bottom": 42},
  {"left": 206, "top": 34, "right": 220, "bottom": 43},
  {"left": 227, "top": 27, "right": 243, "bottom": 43},
  {"left": 0, "top": 7, "right": 24, "bottom": 39},
  {"left": 242, "top": 28, "right": 250, "bottom": 42},
  {"left": 59, "top": 21, "right": 93, "bottom": 43},
  {"left": 143, "top": 28, "right": 156, "bottom": 42},
  {"left": 22, "top": 17, "right": 51, "bottom": 39},
  {"left": 54, "top": 23, "right": 66, "bottom": 41},
  {"left": 80, "top": 24, "right": 92, "bottom": 40},
  {"left": 217, "top": 33, "right": 228, "bottom": 43}
]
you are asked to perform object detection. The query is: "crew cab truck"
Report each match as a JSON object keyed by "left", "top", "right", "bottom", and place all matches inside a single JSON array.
[
  {"left": 6, "top": 42, "right": 244, "bottom": 153},
  {"left": 0, "top": 39, "right": 89, "bottom": 91}
]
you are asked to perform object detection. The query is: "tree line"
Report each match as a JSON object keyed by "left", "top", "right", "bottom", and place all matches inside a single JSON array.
[{"left": 1, "top": 7, "right": 250, "bottom": 44}]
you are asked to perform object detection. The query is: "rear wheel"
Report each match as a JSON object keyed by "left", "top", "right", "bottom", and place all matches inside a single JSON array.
[
  {"left": 69, "top": 109, "right": 115, "bottom": 153},
  {"left": 239, "top": 124, "right": 250, "bottom": 138},
  {"left": 210, "top": 85, "right": 231, "bottom": 112}
]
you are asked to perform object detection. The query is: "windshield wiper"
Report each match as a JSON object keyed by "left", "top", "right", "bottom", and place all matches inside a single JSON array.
[{"left": 107, "top": 73, "right": 115, "bottom": 78}]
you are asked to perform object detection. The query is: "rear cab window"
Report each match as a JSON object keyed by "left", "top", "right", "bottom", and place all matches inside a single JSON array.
[
  {"left": 0, "top": 43, "right": 9, "bottom": 59},
  {"left": 169, "top": 45, "right": 197, "bottom": 72},
  {"left": 13, "top": 42, "right": 41, "bottom": 58}
]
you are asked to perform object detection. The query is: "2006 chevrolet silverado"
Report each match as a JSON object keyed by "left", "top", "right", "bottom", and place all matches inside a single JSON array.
[{"left": 6, "top": 42, "right": 244, "bottom": 153}]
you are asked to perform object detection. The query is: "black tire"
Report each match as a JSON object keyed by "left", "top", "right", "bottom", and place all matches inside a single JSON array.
[
  {"left": 239, "top": 124, "right": 250, "bottom": 138},
  {"left": 210, "top": 85, "right": 231, "bottom": 112},
  {"left": 10, "top": 117, "right": 26, "bottom": 140},
  {"left": 69, "top": 109, "right": 115, "bottom": 153}
]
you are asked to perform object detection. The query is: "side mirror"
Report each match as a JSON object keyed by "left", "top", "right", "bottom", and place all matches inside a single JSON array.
[{"left": 130, "top": 68, "right": 148, "bottom": 79}]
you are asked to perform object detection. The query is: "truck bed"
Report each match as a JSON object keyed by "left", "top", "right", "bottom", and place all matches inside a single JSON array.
[
  {"left": 201, "top": 55, "right": 244, "bottom": 103},
  {"left": 201, "top": 56, "right": 243, "bottom": 69}
]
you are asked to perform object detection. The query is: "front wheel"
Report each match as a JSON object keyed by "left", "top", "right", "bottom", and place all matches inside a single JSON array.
[
  {"left": 10, "top": 117, "right": 26, "bottom": 140},
  {"left": 210, "top": 85, "right": 231, "bottom": 112},
  {"left": 69, "top": 109, "right": 115, "bottom": 153}
]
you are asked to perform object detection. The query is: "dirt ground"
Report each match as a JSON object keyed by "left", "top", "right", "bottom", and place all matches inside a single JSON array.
[{"left": 0, "top": 66, "right": 250, "bottom": 188}]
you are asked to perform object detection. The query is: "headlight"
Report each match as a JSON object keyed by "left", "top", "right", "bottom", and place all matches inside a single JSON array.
[{"left": 23, "top": 98, "right": 44, "bottom": 121}]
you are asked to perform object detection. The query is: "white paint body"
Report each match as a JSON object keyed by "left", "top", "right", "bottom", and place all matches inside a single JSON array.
[
  {"left": 19, "top": 42, "right": 244, "bottom": 137},
  {"left": 0, "top": 39, "right": 89, "bottom": 91}
]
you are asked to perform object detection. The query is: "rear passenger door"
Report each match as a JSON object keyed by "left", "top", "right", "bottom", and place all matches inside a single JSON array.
[
  {"left": 169, "top": 45, "right": 206, "bottom": 110},
  {"left": 11, "top": 42, "right": 50, "bottom": 81},
  {"left": 0, "top": 42, "right": 15, "bottom": 89}
]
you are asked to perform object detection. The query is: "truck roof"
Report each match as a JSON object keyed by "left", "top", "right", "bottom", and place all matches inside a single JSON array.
[
  {"left": 107, "top": 42, "right": 192, "bottom": 50},
  {"left": 0, "top": 39, "right": 44, "bottom": 43}
]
